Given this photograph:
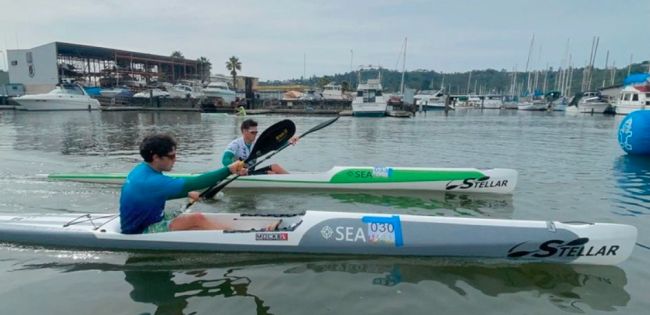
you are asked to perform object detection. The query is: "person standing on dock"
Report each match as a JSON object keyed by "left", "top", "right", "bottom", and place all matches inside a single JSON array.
[{"left": 222, "top": 119, "right": 297, "bottom": 175}]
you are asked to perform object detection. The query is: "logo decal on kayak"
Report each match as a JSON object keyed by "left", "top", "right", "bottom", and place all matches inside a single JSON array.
[
  {"left": 321, "top": 226, "right": 334, "bottom": 239},
  {"left": 507, "top": 238, "right": 621, "bottom": 259},
  {"left": 372, "top": 167, "right": 392, "bottom": 178},
  {"left": 343, "top": 167, "right": 392, "bottom": 180},
  {"left": 445, "top": 176, "right": 508, "bottom": 191},
  {"left": 320, "top": 216, "right": 403, "bottom": 247},
  {"left": 256, "top": 233, "right": 288, "bottom": 241}
]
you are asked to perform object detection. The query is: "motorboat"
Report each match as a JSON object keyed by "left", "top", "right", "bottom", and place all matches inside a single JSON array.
[
  {"left": 546, "top": 91, "right": 567, "bottom": 111},
  {"left": 300, "top": 89, "right": 323, "bottom": 101},
  {"left": 322, "top": 82, "right": 345, "bottom": 100},
  {"left": 100, "top": 87, "right": 133, "bottom": 98},
  {"left": 614, "top": 84, "right": 649, "bottom": 115},
  {"left": 14, "top": 84, "right": 100, "bottom": 111},
  {"left": 517, "top": 99, "right": 547, "bottom": 111},
  {"left": 481, "top": 95, "right": 504, "bottom": 109},
  {"left": 352, "top": 66, "right": 387, "bottom": 117},
  {"left": 133, "top": 89, "right": 170, "bottom": 98},
  {"left": 203, "top": 81, "right": 236, "bottom": 104},
  {"left": 167, "top": 84, "right": 203, "bottom": 99},
  {"left": 569, "top": 91, "right": 611, "bottom": 114},
  {"left": 517, "top": 91, "right": 548, "bottom": 111},
  {"left": 415, "top": 89, "right": 447, "bottom": 110}
]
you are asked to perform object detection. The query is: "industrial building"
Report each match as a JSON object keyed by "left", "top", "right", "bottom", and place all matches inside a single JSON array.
[{"left": 7, "top": 42, "right": 205, "bottom": 94}]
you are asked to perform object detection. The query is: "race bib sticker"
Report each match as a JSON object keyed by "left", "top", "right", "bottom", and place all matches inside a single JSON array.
[
  {"left": 361, "top": 215, "right": 403, "bottom": 247},
  {"left": 255, "top": 233, "right": 288, "bottom": 241},
  {"left": 372, "top": 167, "right": 392, "bottom": 178}
]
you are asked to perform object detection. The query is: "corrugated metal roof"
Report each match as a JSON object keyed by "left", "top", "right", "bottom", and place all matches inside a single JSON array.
[{"left": 55, "top": 42, "right": 198, "bottom": 65}]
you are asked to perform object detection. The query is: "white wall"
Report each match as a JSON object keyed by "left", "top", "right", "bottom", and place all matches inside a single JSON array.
[{"left": 7, "top": 42, "right": 58, "bottom": 94}]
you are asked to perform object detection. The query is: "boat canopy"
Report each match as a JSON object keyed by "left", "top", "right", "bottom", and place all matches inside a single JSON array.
[{"left": 623, "top": 73, "right": 650, "bottom": 86}]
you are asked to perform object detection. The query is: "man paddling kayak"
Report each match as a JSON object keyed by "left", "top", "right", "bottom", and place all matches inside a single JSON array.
[
  {"left": 222, "top": 119, "right": 298, "bottom": 175},
  {"left": 120, "top": 134, "right": 248, "bottom": 234}
]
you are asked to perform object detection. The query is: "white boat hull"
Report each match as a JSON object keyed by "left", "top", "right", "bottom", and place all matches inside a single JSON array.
[
  {"left": 579, "top": 102, "right": 611, "bottom": 114},
  {"left": 351, "top": 102, "right": 387, "bottom": 116},
  {"left": 517, "top": 102, "right": 548, "bottom": 111},
  {"left": 615, "top": 105, "right": 647, "bottom": 115},
  {"left": 15, "top": 95, "right": 100, "bottom": 111},
  {"left": 0, "top": 211, "right": 637, "bottom": 265},
  {"left": 204, "top": 90, "right": 236, "bottom": 103}
]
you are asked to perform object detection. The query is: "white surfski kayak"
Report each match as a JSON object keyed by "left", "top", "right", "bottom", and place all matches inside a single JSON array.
[
  {"left": 0, "top": 210, "right": 635, "bottom": 265},
  {"left": 47, "top": 166, "right": 518, "bottom": 194}
]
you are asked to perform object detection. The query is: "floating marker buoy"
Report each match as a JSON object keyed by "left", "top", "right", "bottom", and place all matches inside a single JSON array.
[{"left": 618, "top": 110, "right": 650, "bottom": 155}]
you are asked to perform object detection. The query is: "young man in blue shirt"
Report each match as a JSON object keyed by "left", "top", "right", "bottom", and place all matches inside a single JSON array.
[{"left": 120, "top": 134, "right": 244, "bottom": 234}]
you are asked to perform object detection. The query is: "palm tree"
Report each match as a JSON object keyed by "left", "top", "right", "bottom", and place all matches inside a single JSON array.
[
  {"left": 171, "top": 51, "right": 184, "bottom": 59},
  {"left": 226, "top": 56, "right": 242, "bottom": 91},
  {"left": 197, "top": 56, "right": 212, "bottom": 82}
]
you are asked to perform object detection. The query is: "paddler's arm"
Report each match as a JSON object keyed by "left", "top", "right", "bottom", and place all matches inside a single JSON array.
[
  {"left": 167, "top": 161, "right": 244, "bottom": 199},
  {"left": 221, "top": 150, "right": 235, "bottom": 167}
]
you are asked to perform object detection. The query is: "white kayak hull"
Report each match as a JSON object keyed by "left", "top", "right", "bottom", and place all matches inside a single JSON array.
[
  {"left": 0, "top": 211, "right": 636, "bottom": 265},
  {"left": 47, "top": 166, "right": 518, "bottom": 194}
]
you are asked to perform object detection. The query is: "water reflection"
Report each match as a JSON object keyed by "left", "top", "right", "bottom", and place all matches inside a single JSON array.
[
  {"left": 6, "top": 111, "right": 220, "bottom": 157},
  {"left": 124, "top": 263, "right": 271, "bottom": 314},
  {"left": 285, "top": 259, "right": 630, "bottom": 313},
  {"left": 612, "top": 155, "right": 650, "bottom": 216},
  {"left": 16, "top": 253, "right": 630, "bottom": 315},
  {"left": 17, "top": 254, "right": 279, "bottom": 315},
  {"left": 208, "top": 190, "right": 514, "bottom": 218},
  {"left": 327, "top": 191, "right": 514, "bottom": 218}
]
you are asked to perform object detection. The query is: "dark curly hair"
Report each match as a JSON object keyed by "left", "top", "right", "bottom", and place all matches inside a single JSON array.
[
  {"left": 240, "top": 119, "right": 258, "bottom": 132},
  {"left": 139, "top": 134, "right": 177, "bottom": 162}
]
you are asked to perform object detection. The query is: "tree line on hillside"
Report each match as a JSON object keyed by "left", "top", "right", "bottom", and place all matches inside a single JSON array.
[
  {"left": 168, "top": 49, "right": 649, "bottom": 97},
  {"left": 270, "top": 61, "right": 650, "bottom": 96}
]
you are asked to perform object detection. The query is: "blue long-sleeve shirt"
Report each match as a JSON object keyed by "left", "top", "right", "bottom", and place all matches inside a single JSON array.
[{"left": 119, "top": 163, "right": 230, "bottom": 234}]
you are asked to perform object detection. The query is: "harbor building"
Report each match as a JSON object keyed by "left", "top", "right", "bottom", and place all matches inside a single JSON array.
[{"left": 6, "top": 42, "right": 202, "bottom": 94}]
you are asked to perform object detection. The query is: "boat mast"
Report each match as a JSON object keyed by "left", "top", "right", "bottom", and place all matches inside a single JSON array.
[
  {"left": 627, "top": 54, "right": 633, "bottom": 76},
  {"left": 524, "top": 34, "right": 535, "bottom": 94},
  {"left": 603, "top": 50, "right": 609, "bottom": 88},
  {"left": 400, "top": 37, "right": 407, "bottom": 95}
]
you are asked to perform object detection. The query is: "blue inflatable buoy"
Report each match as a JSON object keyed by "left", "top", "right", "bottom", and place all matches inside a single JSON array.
[{"left": 618, "top": 110, "right": 650, "bottom": 155}]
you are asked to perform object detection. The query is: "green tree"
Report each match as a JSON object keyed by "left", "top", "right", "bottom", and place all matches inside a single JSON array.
[
  {"left": 171, "top": 51, "right": 184, "bottom": 59},
  {"left": 318, "top": 76, "right": 332, "bottom": 88},
  {"left": 197, "top": 56, "right": 212, "bottom": 82},
  {"left": 226, "top": 56, "right": 242, "bottom": 91},
  {"left": 341, "top": 81, "right": 350, "bottom": 92}
]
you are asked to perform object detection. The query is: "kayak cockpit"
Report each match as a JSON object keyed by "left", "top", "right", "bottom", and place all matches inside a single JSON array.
[
  {"left": 205, "top": 212, "right": 304, "bottom": 233},
  {"left": 62, "top": 212, "right": 305, "bottom": 234}
]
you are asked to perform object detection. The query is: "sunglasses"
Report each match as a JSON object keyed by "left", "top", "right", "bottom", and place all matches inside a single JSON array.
[
  {"left": 247, "top": 130, "right": 258, "bottom": 135},
  {"left": 162, "top": 153, "right": 176, "bottom": 160}
]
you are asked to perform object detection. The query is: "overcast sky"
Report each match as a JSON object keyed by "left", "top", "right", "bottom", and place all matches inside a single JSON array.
[{"left": 1, "top": 0, "right": 648, "bottom": 80}]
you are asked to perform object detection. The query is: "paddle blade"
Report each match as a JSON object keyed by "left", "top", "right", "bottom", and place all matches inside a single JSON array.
[{"left": 245, "top": 119, "right": 296, "bottom": 164}]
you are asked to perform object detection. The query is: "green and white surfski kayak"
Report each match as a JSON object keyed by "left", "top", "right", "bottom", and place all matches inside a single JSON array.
[
  {"left": 47, "top": 166, "right": 518, "bottom": 194},
  {"left": 0, "top": 210, "right": 636, "bottom": 265}
]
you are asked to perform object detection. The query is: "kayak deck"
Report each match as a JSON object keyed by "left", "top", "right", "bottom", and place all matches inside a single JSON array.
[
  {"left": 47, "top": 166, "right": 518, "bottom": 194},
  {"left": 0, "top": 211, "right": 636, "bottom": 265}
]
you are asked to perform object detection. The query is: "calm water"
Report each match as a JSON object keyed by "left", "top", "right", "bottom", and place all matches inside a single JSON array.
[{"left": 0, "top": 110, "right": 649, "bottom": 314}]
